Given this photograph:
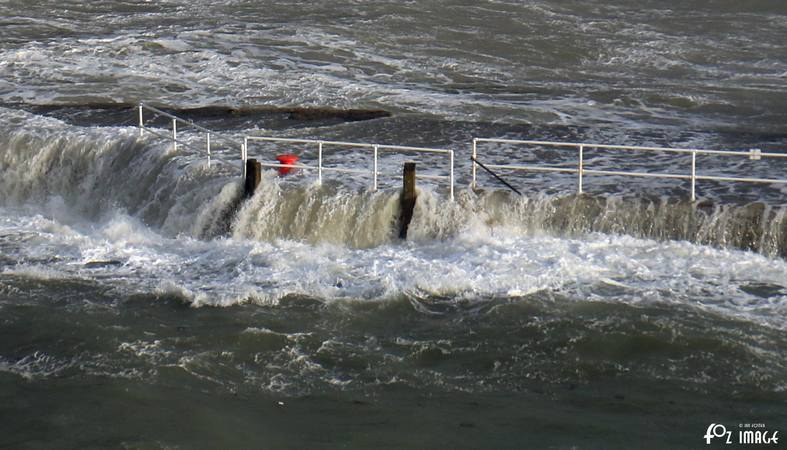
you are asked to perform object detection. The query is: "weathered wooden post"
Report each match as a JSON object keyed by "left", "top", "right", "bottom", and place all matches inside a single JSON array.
[
  {"left": 210, "top": 158, "right": 260, "bottom": 237},
  {"left": 399, "top": 162, "right": 417, "bottom": 239},
  {"left": 244, "top": 158, "right": 262, "bottom": 199}
]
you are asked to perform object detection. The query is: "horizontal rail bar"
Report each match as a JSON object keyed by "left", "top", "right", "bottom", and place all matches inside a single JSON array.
[
  {"left": 140, "top": 125, "right": 240, "bottom": 171},
  {"left": 325, "top": 169, "right": 449, "bottom": 180},
  {"left": 246, "top": 136, "right": 345, "bottom": 146},
  {"left": 140, "top": 126, "right": 176, "bottom": 142},
  {"left": 141, "top": 103, "right": 212, "bottom": 135},
  {"left": 142, "top": 126, "right": 236, "bottom": 159},
  {"left": 483, "top": 163, "right": 787, "bottom": 185},
  {"left": 141, "top": 125, "right": 237, "bottom": 152},
  {"left": 695, "top": 175, "right": 787, "bottom": 184},
  {"left": 484, "top": 164, "right": 578, "bottom": 174},
  {"left": 320, "top": 167, "right": 371, "bottom": 175},
  {"left": 246, "top": 134, "right": 455, "bottom": 199},
  {"left": 258, "top": 163, "right": 316, "bottom": 171},
  {"left": 475, "top": 138, "right": 787, "bottom": 158},
  {"left": 584, "top": 169, "right": 690, "bottom": 180},
  {"left": 376, "top": 144, "right": 452, "bottom": 154},
  {"left": 476, "top": 138, "right": 707, "bottom": 154},
  {"left": 406, "top": 174, "right": 450, "bottom": 181},
  {"left": 257, "top": 164, "right": 450, "bottom": 181},
  {"left": 258, "top": 164, "right": 381, "bottom": 177},
  {"left": 140, "top": 103, "right": 238, "bottom": 146},
  {"left": 366, "top": 173, "right": 451, "bottom": 180},
  {"left": 244, "top": 136, "right": 452, "bottom": 154}
]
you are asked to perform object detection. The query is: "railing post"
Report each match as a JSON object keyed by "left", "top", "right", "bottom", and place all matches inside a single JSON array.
[
  {"left": 471, "top": 138, "right": 478, "bottom": 188},
  {"left": 578, "top": 144, "right": 584, "bottom": 194},
  {"left": 449, "top": 150, "right": 454, "bottom": 200},
  {"left": 318, "top": 142, "right": 323, "bottom": 184},
  {"left": 172, "top": 119, "right": 177, "bottom": 152},
  {"left": 691, "top": 150, "right": 697, "bottom": 201},
  {"left": 138, "top": 104, "right": 144, "bottom": 136},
  {"left": 242, "top": 138, "right": 248, "bottom": 179},
  {"left": 206, "top": 133, "right": 211, "bottom": 168},
  {"left": 373, "top": 145, "right": 379, "bottom": 191}
]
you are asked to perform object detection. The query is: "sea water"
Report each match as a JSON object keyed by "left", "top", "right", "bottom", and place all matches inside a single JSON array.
[{"left": 1, "top": 1, "right": 786, "bottom": 449}]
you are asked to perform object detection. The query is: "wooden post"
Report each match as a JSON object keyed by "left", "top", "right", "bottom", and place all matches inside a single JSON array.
[
  {"left": 244, "top": 158, "right": 262, "bottom": 199},
  {"left": 399, "top": 162, "right": 417, "bottom": 239},
  {"left": 212, "top": 159, "right": 259, "bottom": 237}
]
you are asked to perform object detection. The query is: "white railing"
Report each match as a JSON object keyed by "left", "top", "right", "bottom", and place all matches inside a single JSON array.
[
  {"left": 136, "top": 104, "right": 785, "bottom": 203},
  {"left": 243, "top": 136, "right": 455, "bottom": 199},
  {"left": 472, "top": 138, "right": 787, "bottom": 201},
  {"left": 137, "top": 103, "right": 240, "bottom": 171}
]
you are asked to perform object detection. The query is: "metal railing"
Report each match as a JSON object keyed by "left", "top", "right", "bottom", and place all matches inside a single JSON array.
[
  {"left": 472, "top": 138, "right": 787, "bottom": 201},
  {"left": 243, "top": 136, "right": 455, "bottom": 199},
  {"left": 137, "top": 103, "right": 240, "bottom": 171},
  {"left": 135, "top": 104, "right": 786, "bottom": 203}
]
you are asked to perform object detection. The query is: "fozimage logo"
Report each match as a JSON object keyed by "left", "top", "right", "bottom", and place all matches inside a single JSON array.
[
  {"left": 705, "top": 424, "right": 733, "bottom": 445},
  {"left": 704, "top": 423, "right": 780, "bottom": 446}
]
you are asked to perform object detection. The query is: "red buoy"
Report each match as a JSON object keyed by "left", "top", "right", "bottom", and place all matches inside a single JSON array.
[{"left": 275, "top": 154, "right": 299, "bottom": 175}]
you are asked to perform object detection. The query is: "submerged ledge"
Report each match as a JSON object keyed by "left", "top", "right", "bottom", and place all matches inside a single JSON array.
[
  {"left": 5, "top": 102, "right": 392, "bottom": 129},
  {"left": 175, "top": 105, "right": 392, "bottom": 122}
]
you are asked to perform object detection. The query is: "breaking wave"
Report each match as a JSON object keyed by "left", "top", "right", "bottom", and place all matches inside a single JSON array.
[{"left": 1, "top": 107, "right": 785, "bottom": 257}]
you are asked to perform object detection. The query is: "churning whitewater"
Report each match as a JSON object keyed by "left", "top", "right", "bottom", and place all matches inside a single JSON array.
[
  {"left": 1, "top": 1, "right": 786, "bottom": 449},
  {"left": 1, "top": 104, "right": 786, "bottom": 328}
]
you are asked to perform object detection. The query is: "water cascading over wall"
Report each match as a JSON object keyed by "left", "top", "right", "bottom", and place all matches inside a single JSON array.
[
  {"left": 1, "top": 112, "right": 784, "bottom": 258},
  {"left": 214, "top": 179, "right": 787, "bottom": 257}
]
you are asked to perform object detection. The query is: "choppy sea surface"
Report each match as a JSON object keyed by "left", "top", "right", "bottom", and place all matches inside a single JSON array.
[{"left": 1, "top": 1, "right": 786, "bottom": 449}]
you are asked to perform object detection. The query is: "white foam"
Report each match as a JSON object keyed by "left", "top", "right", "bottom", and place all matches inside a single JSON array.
[
  {"left": 1, "top": 0, "right": 786, "bottom": 131},
  {"left": 1, "top": 152, "right": 785, "bottom": 332},
  {"left": 0, "top": 351, "right": 74, "bottom": 380},
  {"left": 99, "top": 213, "right": 157, "bottom": 245},
  {"left": 0, "top": 3, "right": 785, "bottom": 338},
  {"left": 3, "top": 265, "right": 74, "bottom": 282}
]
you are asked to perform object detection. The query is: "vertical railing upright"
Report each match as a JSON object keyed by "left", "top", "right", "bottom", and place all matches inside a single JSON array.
[
  {"left": 578, "top": 144, "right": 584, "bottom": 194},
  {"left": 172, "top": 119, "right": 178, "bottom": 152},
  {"left": 318, "top": 142, "right": 323, "bottom": 184},
  {"left": 691, "top": 151, "right": 697, "bottom": 201},
  {"left": 449, "top": 150, "right": 455, "bottom": 200},
  {"left": 138, "top": 104, "right": 144, "bottom": 136},
  {"left": 206, "top": 133, "right": 211, "bottom": 168},
  {"left": 471, "top": 138, "right": 478, "bottom": 188},
  {"left": 242, "top": 138, "right": 248, "bottom": 179},
  {"left": 373, "top": 145, "right": 379, "bottom": 191}
]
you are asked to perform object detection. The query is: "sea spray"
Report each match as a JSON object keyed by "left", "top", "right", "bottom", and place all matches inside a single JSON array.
[{"left": 0, "top": 109, "right": 239, "bottom": 234}]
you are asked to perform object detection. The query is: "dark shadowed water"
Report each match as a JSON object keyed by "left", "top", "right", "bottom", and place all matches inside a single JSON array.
[{"left": 1, "top": 1, "right": 786, "bottom": 448}]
